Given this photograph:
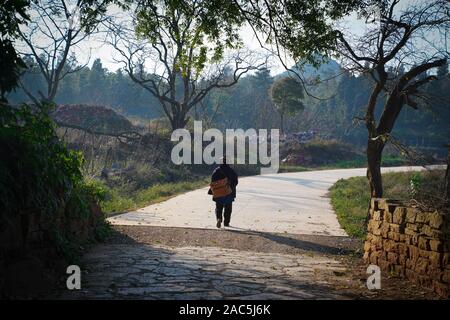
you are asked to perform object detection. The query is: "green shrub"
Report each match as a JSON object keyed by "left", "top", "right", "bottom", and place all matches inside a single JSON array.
[{"left": 0, "top": 103, "right": 108, "bottom": 261}]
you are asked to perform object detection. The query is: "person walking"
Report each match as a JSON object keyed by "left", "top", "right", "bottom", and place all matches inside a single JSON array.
[{"left": 208, "top": 157, "right": 238, "bottom": 228}]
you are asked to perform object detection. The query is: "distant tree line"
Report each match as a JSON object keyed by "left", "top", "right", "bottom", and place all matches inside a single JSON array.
[
  {"left": 8, "top": 57, "right": 450, "bottom": 152},
  {"left": 308, "top": 63, "right": 450, "bottom": 150},
  {"left": 7, "top": 58, "right": 162, "bottom": 119}
]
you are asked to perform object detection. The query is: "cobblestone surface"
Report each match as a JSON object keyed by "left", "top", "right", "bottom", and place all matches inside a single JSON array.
[{"left": 58, "top": 244, "right": 358, "bottom": 299}]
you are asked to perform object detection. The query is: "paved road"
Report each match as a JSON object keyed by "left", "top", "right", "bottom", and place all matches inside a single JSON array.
[{"left": 109, "top": 166, "right": 433, "bottom": 236}]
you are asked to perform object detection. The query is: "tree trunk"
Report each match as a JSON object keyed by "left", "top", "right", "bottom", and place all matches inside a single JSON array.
[
  {"left": 170, "top": 112, "right": 189, "bottom": 130},
  {"left": 445, "top": 144, "right": 450, "bottom": 202},
  {"left": 280, "top": 112, "right": 284, "bottom": 135},
  {"left": 367, "top": 138, "right": 385, "bottom": 198}
]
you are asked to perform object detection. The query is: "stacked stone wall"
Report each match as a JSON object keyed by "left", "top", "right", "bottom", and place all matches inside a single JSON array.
[{"left": 364, "top": 198, "right": 450, "bottom": 298}]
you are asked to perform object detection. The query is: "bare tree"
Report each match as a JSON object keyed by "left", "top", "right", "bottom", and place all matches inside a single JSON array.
[
  {"left": 336, "top": 0, "right": 450, "bottom": 197},
  {"left": 16, "top": 0, "right": 113, "bottom": 101},
  {"left": 107, "top": 0, "right": 267, "bottom": 130}
]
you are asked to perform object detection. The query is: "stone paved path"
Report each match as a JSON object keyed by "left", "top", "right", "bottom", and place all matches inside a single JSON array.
[{"left": 59, "top": 244, "right": 357, "bottom": 300}]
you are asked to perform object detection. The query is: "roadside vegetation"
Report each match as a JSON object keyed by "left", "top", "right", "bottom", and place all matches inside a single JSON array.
[
  {"left": 329, "top": 169, "right": 447, "bottom": 239},
  {"left": 278, "top": 154, "right": 407, "bottom": 173},
  {"left": 280, "top": 139, "right": 411, "bottom": 169},
  {"left": 0, "top": 104, "right": 110, "bottom": 261},
  {"left": 96, "top": 178, "right": 210, "bottom": 215}
]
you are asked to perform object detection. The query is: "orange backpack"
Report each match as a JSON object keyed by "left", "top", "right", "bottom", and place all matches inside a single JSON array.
[{"left": 210, "top": 177, "right": 232, "bottom": 198}]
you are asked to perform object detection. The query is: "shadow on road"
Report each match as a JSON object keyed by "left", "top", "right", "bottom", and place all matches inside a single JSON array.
[
  {"left": 110, "top": 225, "right": 361, "bottom": 258},
  {"left": 224, "top": 227, "right": 357, "bottom": 256}
]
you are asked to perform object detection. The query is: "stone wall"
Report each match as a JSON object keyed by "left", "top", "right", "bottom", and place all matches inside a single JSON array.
[
  {"left": 364, "top": 198, "right": 450, "bottom": 298},
  {"left": 0, "top": 201, "right": 104, "bottom": 298}
]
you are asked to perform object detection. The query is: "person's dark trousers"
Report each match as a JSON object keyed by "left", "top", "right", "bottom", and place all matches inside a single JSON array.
[{"left": 215, "top": 202, "right": 232, "bottom": 225}]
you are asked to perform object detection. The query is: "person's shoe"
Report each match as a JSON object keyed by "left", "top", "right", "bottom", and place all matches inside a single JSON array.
[
  {"left": 224, "top": 222, "right": 230, "bottom": 227},
  {"left": 216, "top": 219, "right": 222, "bottom": 228}
]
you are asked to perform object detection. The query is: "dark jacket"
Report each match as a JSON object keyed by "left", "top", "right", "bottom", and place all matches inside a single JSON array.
[{"left": 208, "top": 164, "right": 238, "bottom": 201}]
